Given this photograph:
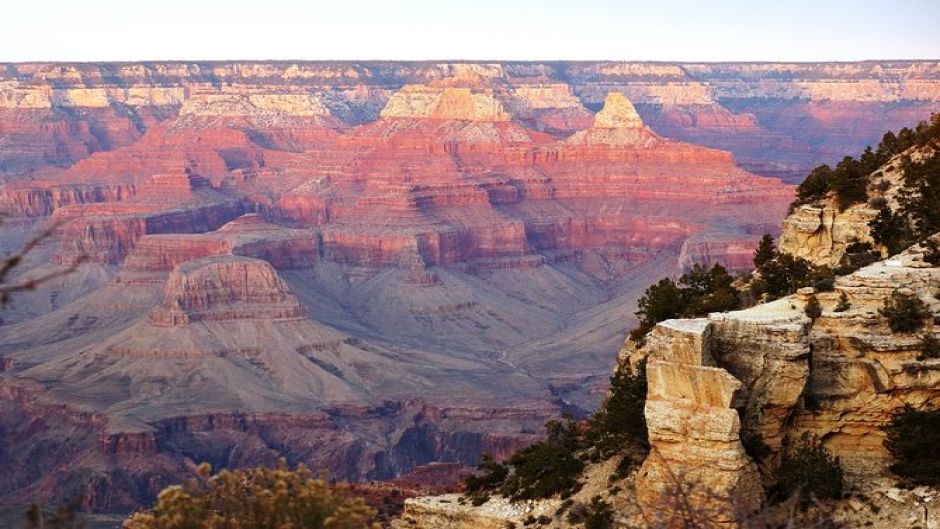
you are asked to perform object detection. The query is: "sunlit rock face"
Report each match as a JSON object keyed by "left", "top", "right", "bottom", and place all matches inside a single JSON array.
[
  {"left": 618, "top": 150, "right": 940, "bottom": 525},
  {"left": 1, "top": 60, "right": 937, "bottom": 512}
]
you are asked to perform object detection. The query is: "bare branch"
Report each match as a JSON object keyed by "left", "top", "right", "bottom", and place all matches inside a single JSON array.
[{"left": 0, "top": 217, "right": 85, "bottom": 306}]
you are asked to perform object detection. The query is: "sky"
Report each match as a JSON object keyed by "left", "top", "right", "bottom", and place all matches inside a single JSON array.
[{"left": 1, "top": 0, "right": 938, "bottom": 62}]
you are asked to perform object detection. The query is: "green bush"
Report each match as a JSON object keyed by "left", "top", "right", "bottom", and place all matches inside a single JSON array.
[
  {"left": 884, "top": 406, "right": 940, "bottom": 486},
  {"left": 464, "top": 455, "right": 509, "bottom": 500},
  {"left": 870, "top": 205, "right": 915, "bottom": 256},
  {"left": 879, "top": 290, "right": 931, "bottom": 333},
  {"left": 583, "top": 496, "right": 614, "bottom": 529},
  {"left": 741, "top": 429, "right": 772, "bottom": 461},
  {"left": 869, "top": 148, "right": 940, "bottom": 257},
  {"left": 923, "top": 238, "right": 940, "bottom": 266},
  {"left": 773, "top": 433, "right": 844, "bottom": 502},
  {"left": 804, "top": 294, "right": 822, "bottom": 320},
  {"left": 462, "top": 419, "right": 585, "bottom": 502},
  {"left": 751, "top": 247, "right": 833, "bottom": 301},
  {"left": 834, "top": 292, "right": 851, "bottom": 312},
  {"left": 899, "top": 151, "right": 940, "bottom": 238},
  {"left": 830, "top": 156, "right": 871, "bottom": 210},
  {"left": 918, "top": 333, "right": 940, "bottom": 361},
  {"left": 463, "top": 360, "right": 649, "bottom": 503},
  {"left": 835, "top": 241, "right": 881, "bottom": 275},
  {"left": 794, "top": 165, "right": 833, "bottom": 205},
  {"left": 753, "top": 234, "right": 777, "bottom": 269},
  {"left": 499, "top": 418, "right": 585, "bottom": 501},
  {"left": 629, "top": 277, "right": 683, "bottom": 343}
]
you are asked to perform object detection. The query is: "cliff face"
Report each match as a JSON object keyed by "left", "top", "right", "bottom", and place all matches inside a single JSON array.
[
  {"left": 635, "top": 319, "right": 766, "bottom": 520},
  {"left": 628, "top": 140, "right": 940, "bottom": 524},
  {"left": 630, "top": 241, "right": 938, "bottom": 519},
  {"left": 779, "top": 204, "right": 879, "bottom": 267}
]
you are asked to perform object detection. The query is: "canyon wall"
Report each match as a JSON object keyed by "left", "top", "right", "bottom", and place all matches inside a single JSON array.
[{"left": 2, "top": 61, "right": 938, "bottom": 182}]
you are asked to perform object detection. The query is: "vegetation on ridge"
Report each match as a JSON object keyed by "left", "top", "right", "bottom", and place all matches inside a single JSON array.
[
  {"left": 787, "top": 112, "right": 940, "bottom": 260},
  {"left": 750, "top": 240, "right": 834, "bottom": 301},
  {"left": 123, "top": 461, "right": 378, "bottom": 529},
  {"left": 870, "top": 148, "right": 940, "bottom": 254},
  {"left": 628, "top": 263, "right": 739, "bottom": 345},
  {"left": 627, "top": 232, "right": 841, "bottom": 347},
  {"left": 879, "top": 289, "right": 931, "bottom": 333},
  {"left": 792, "top": 113, "right": 940, "bottom": 211}
]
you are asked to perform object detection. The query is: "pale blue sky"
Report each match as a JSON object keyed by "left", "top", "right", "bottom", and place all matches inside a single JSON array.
[{"left": 1, "top": 0, "right": 938, "bottom": 62}]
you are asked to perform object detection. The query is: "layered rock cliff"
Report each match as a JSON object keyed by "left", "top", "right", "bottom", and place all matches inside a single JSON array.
[{"left": 2, "top": 61, "right": 938, "bottom": 182}]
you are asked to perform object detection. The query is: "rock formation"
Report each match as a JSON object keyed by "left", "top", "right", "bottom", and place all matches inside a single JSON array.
[
  {"left": 779, "top": 146, "right": 935, "bottom": 267},
  {"left": 635, "top": 319, "right": 765, "bottom": 521},
  {"left": 2, "top": 61, "right": 937, "bottom": 183},
  {"left": 593, "top": 92, "right": 644, "bottom": 129},
  {"left": 148, "top": 256, "right": 309, "bottom": 325}
]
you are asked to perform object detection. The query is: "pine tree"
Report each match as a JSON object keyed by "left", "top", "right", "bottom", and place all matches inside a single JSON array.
[{"left": 753, "top": 234, "right": 777, "bottom": 269}]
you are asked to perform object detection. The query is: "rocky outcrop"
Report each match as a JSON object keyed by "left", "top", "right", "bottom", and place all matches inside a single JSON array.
[
  {"left": 792, "top": 244, "right": 940, "bottom": 476},
  {"left": 710, "top": 304, "right": 811, "bottom": 457},
  {"left": 622, "top": 240, "right": 939, "bottom": 526},
  {"left": 505, "top": 83, "right": 594, "bottom": 134},
  {"left": 778, "top": 203, "right": 879, "bottom": 267},
  {"left": 52, "top": 198, "right": 246, "bottom": 264},
  {"left": 593, "top": 92, "right": 644, "bottom": 129},
  {"left": 179, "top": 92, "right": 332, "bottom": 118},
  {"left": 123, "top": 214, "right": 319, "bottom": 271},
  {"left": 635, "top": 319, "right": 765, "bottom": 520},
  {"left": 778, "top": 146, "right": 933, "bottom": 267},
  {"left": 148, "top": 256, "right": 308, "bottom": 325},
  {"left": 400, "top": 494, "right": 561, "bottom": 529},
  {"left": 380, "top": 85, "right": 511, "bottom": 122},
  {"left": 563, "top": 92, "right": 657, "bottom": 146}
]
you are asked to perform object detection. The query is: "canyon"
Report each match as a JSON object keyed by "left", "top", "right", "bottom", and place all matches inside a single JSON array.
[{"left": 0, "top": 61, "right": 938, "bottom": 513}]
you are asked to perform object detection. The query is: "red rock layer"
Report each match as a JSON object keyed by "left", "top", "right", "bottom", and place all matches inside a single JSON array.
[
  {"left": 123, "top": 214, "right": 319, "bottom": 271},
  {"left": 52, "top": 199, "right": 246, "bottom": 264},
  {"left": 1, "top": 84, "right": 794, "bottom": 272}
]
